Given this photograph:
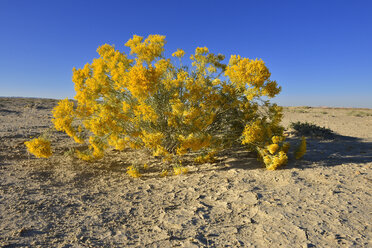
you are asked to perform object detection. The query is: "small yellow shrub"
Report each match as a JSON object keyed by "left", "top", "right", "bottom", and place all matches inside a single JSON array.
[
  {"left": 126, "top": 165, "right": 141, "bottom": 178},
  {"left": 173, "top": 166, "right": 188, "bottom": 175},
  {"left": 25, "top": 137, "right": 52, "bottom": 158}
]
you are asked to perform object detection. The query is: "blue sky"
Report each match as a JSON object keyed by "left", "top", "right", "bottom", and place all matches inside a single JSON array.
[{"left": 0, "top": 0, "right": 371, "bottom": 107}]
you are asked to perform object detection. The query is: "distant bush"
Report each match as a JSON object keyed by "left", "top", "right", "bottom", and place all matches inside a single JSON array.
[
  {"left": 347, "top": 110, "right": 372, "bottom": 117},
  {"left": 290, "top": 121, "right": 334, "bottom": 139},
  {"left": 25, "top": 34, "right": 306, "bottom": 174}
]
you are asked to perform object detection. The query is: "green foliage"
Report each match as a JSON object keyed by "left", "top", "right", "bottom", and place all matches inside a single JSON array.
[
  {"left": 347, "top": 110, "right": 372, "bottom": 117},
  {"left": 290, "top": 121, "right": 334, "bottom": 139}
]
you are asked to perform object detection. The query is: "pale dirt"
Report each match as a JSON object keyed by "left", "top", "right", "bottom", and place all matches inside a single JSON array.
[{"left": 0, "top": 98, "right": 371, "bottom": 247}]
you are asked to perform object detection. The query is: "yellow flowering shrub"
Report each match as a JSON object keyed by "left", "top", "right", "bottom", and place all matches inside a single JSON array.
[{"left": 27, "top": 34, "right": 306, "bottom": 172}]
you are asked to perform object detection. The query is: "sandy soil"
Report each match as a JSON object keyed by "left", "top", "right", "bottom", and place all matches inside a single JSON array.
[{"left": 0, "top": 97, "right": 371, "bottom": 247}]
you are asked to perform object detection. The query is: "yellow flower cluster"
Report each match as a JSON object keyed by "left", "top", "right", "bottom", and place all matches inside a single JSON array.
[
  {"left": 173, "top": 166, "right": 188, "bottom": 175},
  {"left": 258, "top": 136, "right": 289, "bottom": 170},
  {"left": 225, "top": 56, "right": 270, "bottom": 88},
  {"left": 263, "top": 151, "right": 288, "bottom": 170},
  {"left": 126, "top": 165, "right": 141, "bottom": 178},
  {"left": 52, "top": 99, "right": 83, "bottom": 143},
  {"left": 176, "top": 134, "right": 212, "bottom": 155},
  {"left": 295, "top": 136, "right": 307, "bottom": 159},
  {"left": 25, "top": 137, "right": 52, "bottom": 158},
  {"left": 172, "top": 49, "right": 185, "bottom": 58},
  {"left": 125, "top": 34, "right": 166, "bottom": 64},
  {"left": 194, "top": 151, "right": 216, "bottom": 164},
  {"left": 224, "top": 56, "right": 281, "bottom": 100},
  {"left": 134, "top": 101, "right": 158, "bottom": 122},
  {"left": 108, "top": 134, "right": 129, "bottom": 151},
  {"left": 124, "top": 63, "right": 159, "bottom": 100},
  {"left": 89, "top": 136, "right": 106, "bottom": 159},
  {"left": 140, "top": 131, "right": 169, "bottom": 158},
  {"left": 241, "top": 119, "right": 268, "bottom": 145},
  {"left": 267, "top": 144, "right": 279, "bottom": 154},
  {"left": 256, "top": 134, "right": 290, "bottom": 170}
]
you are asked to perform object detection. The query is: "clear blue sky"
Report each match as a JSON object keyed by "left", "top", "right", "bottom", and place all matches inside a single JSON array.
[{"left": 1, "top": 0, "right": 371, "bottom": 107}]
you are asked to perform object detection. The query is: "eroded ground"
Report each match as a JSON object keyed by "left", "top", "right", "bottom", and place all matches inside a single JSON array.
[{"left": 0, "top": 98, "right": 371, "bottom": 247}]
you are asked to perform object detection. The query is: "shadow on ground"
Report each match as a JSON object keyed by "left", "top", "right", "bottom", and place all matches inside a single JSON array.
[
  {"left": 3, "top": 132, "right": 371, "bottom": 183},
  {"left": 205, "top": 134, "right": 372, "bottom": 172},
  {"left": 291, "top": 134, "right": 372, "bottom": 168}
]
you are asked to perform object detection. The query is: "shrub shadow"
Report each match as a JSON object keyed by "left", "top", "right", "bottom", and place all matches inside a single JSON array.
[
  {"left": 285, "top": 134, "right": 372, "bottom": 169},
  {"left": 184, "top": 146, "right": 264, "bottom": 173},
  {"left": 216, "top": 148, "right": 263, "bottom": 170},
  {"left": 204, "top": 134, "right": 372, "bottom": 172}
]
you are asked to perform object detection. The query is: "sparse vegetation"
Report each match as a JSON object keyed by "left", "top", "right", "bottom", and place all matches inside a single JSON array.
[
  {"left": 347, "top": 110, "right": 372, "bottom": 117},
  {"left": 294, "top": 109, "right": 309, "bottom": 113},
  {"left": 290, "top": 121, "right": 334, "bottom": 139}
]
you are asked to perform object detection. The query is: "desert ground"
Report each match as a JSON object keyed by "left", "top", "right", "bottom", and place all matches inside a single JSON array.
[{"left": 0, "top": 97, "right": 371, "bottom": 247}]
